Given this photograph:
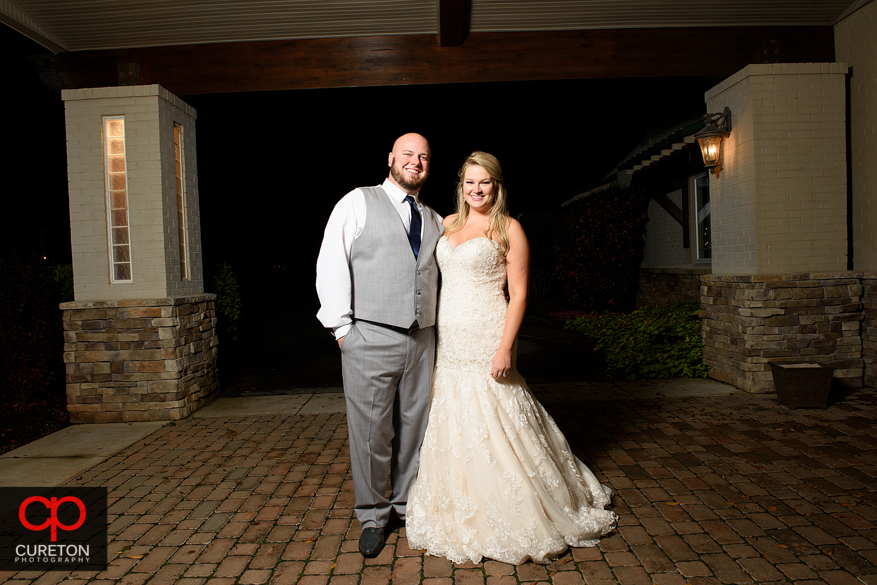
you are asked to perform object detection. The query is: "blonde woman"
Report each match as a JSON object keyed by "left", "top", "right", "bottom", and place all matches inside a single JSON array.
[{"left": 406, "top": 151, "right": 617, "bottom": 565}]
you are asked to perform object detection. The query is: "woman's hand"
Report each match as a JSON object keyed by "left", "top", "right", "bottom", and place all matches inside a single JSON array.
[{"left": 490, "top": 349, "right": 512, "bottom": 379}]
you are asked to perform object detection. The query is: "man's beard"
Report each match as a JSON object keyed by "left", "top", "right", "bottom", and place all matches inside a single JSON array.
[{"left": 391, "top": 164, "right": 428, "bottom": 191}]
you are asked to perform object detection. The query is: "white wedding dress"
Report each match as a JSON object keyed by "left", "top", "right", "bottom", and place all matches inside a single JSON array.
[{"left": 406, "top": 236, "right": 618, "bottom": 565}]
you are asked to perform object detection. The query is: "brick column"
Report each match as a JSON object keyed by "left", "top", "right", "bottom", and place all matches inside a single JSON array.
[
  {"left": 700, "top": 64, "right": 854, "bottom": 390},
  {"left": 63, "top": 85, "right": 203, "bottom": 299},
  {"left": 62, "top": 295, "right": 218, "bottom": 423},
  {"left": 707, "top": 63, "right": 849, "bottom": 276},
  {"left": 61, "top": 86, "right": 218, "bottom": 421}
]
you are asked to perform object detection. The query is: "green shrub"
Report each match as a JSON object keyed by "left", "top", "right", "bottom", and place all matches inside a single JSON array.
[
  {"left": 52, "top": 263, "right": 74, "bottom": 303},
  {"left": 213, "top": 262, "right": 242, "bottom": 344},
  {"left": 564, "top": 301, "right": 709, "bottom": 380}
]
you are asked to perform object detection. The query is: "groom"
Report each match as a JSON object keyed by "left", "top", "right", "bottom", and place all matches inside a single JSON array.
[{"left": 315, "top": 133, "right": 442, "bottom": 558}]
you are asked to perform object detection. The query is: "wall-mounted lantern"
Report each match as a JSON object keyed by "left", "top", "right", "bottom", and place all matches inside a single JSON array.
[{"left": 695, "top": 107, "right": 731, "bottom": 177}]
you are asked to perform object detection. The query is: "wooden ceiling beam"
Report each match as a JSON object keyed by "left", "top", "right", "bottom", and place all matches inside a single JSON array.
[
  {"left": 31, "top": 26, "right": 835, "bottom": 96},
  {"left": 438, "top": 0, "right": 468, "bottom": 47}
]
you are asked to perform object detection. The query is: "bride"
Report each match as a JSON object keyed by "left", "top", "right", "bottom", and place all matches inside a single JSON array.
[{"left": 405, "top": 151, "right": 618, "bottom": 565}]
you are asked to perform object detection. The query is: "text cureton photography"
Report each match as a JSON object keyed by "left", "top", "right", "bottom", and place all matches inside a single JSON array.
[
  {"left": 0, "top": 487, "right": 107, "bottom": 572},
  {"left": 14, "top": 543, "right": 92, "bottom": 564}
]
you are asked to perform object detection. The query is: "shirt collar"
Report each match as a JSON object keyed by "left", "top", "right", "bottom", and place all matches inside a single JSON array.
[{"left": 382, "top": 178, "right": 418, "bottom": 204}]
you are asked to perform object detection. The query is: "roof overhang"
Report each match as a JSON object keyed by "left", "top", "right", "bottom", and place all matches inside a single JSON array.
[
  {"left": 1, "top": 0, "right": 860, "bottom": 53},
  {"left": 1, "top": 0, "right": 862, "bottom": 95},
  {"left": 30, "top": 26, "right": 837, "bottom": 96}
]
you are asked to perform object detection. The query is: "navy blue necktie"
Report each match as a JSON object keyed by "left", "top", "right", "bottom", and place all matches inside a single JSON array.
[{"left": 405, "top": 195, "right": 422, "bottom": 258}]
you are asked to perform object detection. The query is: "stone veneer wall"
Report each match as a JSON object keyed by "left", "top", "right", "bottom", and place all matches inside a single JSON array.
[
  {"left": 701, "top": 273, "right": 864, "bottom": 393},
  {"left": 637, "top": 268, "right": 710, "bottom": 307},
  {"left": 863, "top": 277, "right": 877, "bottom": 388},
  {"left": 62, "top": 295, "right": 218, "bottom": 423}
]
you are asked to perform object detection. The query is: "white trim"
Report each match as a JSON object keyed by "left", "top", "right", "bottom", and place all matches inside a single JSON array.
[
  {"left": 174, "top": 125, "right": 191, "bottom": 281},
  {"left": 694, "top": 173, "right": 711, "bottom": 262}
]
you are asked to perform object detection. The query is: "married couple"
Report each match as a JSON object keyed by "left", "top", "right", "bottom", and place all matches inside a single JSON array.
[{"left": 315, "top": 133, "right": 617, "bottom": 565}]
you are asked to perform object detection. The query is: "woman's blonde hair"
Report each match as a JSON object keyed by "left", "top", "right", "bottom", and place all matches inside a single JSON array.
[{"left": 444, "top": 151, "right": 511, "bottom": 257}]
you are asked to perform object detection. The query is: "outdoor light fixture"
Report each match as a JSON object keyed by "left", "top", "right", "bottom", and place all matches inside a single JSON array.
[{"left": 695, "top": 107, "right": 731, "bottom": 177}]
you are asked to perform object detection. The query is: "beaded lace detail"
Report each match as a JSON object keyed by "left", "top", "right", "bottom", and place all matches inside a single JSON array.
[{"left": 406, "top": 237, "right": 617, "bottom": 565}]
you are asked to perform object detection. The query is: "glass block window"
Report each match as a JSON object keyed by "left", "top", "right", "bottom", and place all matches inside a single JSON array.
[
  {"left": 103, "top": 116, "right": 132, "bottom": 282},
  {"left": 174, "top": 125, "right": 190, "bottom": 280},
  {"left": 695, "top": 173, "right": 711, "bottom": 261}
]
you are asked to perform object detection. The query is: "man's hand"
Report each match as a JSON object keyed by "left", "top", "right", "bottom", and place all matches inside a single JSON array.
[{"left": 337, "top": 336, "right": 344, "bottom": 348}]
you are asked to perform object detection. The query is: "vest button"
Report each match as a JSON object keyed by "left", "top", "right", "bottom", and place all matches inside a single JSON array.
[{"left": 416, "top": 291, "right": 421, "bottom": 295}]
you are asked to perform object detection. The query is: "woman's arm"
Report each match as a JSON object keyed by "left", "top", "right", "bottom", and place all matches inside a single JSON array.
[{"left": 490, "top": 218, "right": 530, "bottom": 379}]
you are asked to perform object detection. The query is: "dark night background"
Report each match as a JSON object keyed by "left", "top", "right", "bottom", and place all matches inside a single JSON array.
[{"left": 1, "top": 23, "right": 717, "bottom": 373}]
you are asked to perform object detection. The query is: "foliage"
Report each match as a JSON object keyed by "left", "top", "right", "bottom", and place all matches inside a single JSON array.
[
  {"left": 554, "top": 184, "right": 649, "bottom": 313},
  {"left": 52, "top": 263, "right": 74, "bottom": 303},
  {"left": 213, "top": 262, "right": 242, "bottom": 344},
  {"left": 564, "top": 301, "right": 709, "bottom": 380},
  {"left": 0, "top": 251, "right": 66, "bottom": 402}
]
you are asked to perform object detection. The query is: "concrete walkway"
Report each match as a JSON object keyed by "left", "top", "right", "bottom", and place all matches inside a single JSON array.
[{"left": 1, "top": 378, "right": 875, "bottom": 585}]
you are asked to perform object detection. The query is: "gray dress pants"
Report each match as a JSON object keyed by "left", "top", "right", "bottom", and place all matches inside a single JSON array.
[{"left": 340, "top": 319, "right": 435, "bottom": 529}]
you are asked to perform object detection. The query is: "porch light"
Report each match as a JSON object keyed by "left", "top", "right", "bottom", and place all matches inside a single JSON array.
[{"left": 695, "top": 107, "right": 731, "bottom": 177}]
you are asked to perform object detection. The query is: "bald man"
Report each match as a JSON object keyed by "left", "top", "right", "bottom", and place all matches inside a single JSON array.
[{"left": 316, "top": 133, "right": 443, "bottom": 557}]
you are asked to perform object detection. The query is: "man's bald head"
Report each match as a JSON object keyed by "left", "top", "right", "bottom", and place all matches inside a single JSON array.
[{"left": 388, "top": 133, "right": 431, "bottom": 194}]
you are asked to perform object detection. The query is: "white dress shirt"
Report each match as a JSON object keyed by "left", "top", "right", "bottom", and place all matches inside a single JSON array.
[{"left": 316, "top": 178, "right": 429, "bottom": 340}]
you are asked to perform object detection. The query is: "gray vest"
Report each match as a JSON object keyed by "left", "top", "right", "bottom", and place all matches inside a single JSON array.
[{"left": 350, "top": 186, "right": 440, "bottom": 329}]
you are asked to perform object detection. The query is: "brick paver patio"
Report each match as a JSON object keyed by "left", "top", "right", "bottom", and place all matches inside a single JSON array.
[{"left": 2, "top": 385, "right": 875, "bottom": 585}]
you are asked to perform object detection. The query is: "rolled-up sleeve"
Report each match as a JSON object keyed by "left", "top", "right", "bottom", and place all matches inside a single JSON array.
[{"left": 316, "top": 190, "right": 363, "bottom": 339}]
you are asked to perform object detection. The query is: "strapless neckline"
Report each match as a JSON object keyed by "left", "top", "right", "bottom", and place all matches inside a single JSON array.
[{"left": 441, "top": 235, "right": 499, "bottom": 251}]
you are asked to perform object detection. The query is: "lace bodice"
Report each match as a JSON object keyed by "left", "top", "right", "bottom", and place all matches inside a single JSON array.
[{"left": 435, "top": 236, "right": 514, "bottom": 372}]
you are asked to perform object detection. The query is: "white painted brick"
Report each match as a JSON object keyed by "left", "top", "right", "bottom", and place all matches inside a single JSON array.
[
  {"left": 63, "top": 85, "right": 203, "bottom": 301},
  {"left": 708, "top": 62, "right": 848, "bottom": 275}
]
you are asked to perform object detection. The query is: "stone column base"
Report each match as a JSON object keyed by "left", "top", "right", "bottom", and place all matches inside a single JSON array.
[
  {"left": 61, "top": 294, "right": 219, "bottom": 423},
  {"left": 701, "top": 273, "right": 864, "bottom": 393},
  {"left": 863, "top": 278, "right": 877, "bottom": 388}
]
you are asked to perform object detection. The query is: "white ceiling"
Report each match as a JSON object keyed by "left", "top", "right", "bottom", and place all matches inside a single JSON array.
[{"left": 0, "top": 0, "right": 867, "bottom": 53}]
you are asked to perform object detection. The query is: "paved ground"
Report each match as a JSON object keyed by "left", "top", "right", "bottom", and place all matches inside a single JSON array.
[{"left": 1, "top": 377, "right": 875, "bottom": 585}]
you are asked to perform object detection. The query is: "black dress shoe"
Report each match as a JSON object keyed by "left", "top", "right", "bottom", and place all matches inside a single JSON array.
[{"left": 359, "top": 527, "right": 386, "bottom": 558}]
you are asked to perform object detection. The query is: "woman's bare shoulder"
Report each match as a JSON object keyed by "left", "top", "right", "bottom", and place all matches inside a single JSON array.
[{"left": 506, "top": 217, "right": 526, "bottom": 238}]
